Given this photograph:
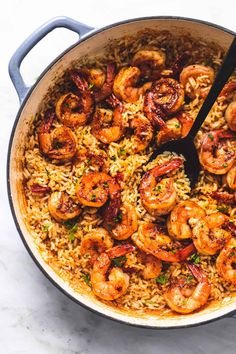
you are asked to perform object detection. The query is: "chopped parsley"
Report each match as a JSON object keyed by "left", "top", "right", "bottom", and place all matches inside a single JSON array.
[
  {"left": 189, "top": 253, "right": 201, "bottom": 264},
  {"left": 110, "top": 155, "right": 117, "bottom": 161},
  {"left": 103, "top": 181, "right": 109, "bottom": 188},
  {"left": 175, "top": 122, "right": 181, "bottom": 128},
  {"left": 45, "top": 168, "right": 50, "bottom": 177},
  {"left": 42, "top": 224, "right": 50, "bottom": 233},
  {"left": 208, "top": 133, "right": 214, "bottom": 141},
  {"left": 90, "top": 194, "right": 96, "bottom": 202},
  {"left": 112, "top": 255, "right": 127, "bottom": 267},
  {"left": 63, "top": 102, "right": 70, "bottom": 108},
  {"left": 62, "top": 220, "right": 78, "bottom": 241},
  {"left": 81, "top": 273, "right": 91, "bottom": 287},
  {"left": 156, "top": 274, "right": 168, "bottom": 285},
  {"left": 223, "top": 163, "right": 228, "bottom": 168},
  {"left": 113, "top": 212, "right": 122, "bottom": 223},
  {"left": 186, "top": 275, "right": 194, "bottom": 283},
  {"left": 119, "top": 148, "right": 126, "bottom": 156},
  {"left": 230, "top": 251, "right": 235, "bottom": 257},
  {"left": 54, "top": 141, "right": 64, "bottom": 149},
  {"left": 88, "top": 83, "right": 94, "bottom": 90},
  {"left": 87, "top": 158, "right": 92, "bottom": 164}
]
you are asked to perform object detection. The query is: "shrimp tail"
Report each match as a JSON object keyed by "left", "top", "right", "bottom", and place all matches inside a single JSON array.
[
  {"left": 107, "top": 244, "right": 136, "bottom": 259},
  {"left": 212, "top": 191, "right": 235, "bottom": 204},
  {"left": 178, "top": 243, "right": 195, "bottom": 261},
  {"left": 152, "top": 157, "right": 184, "bottom": 178},
  {"left": 188, "top": 263, "right": 207, "bottom": 282},
  {"left": 71, "top": 70, "right": 89, "bottom": 91}
]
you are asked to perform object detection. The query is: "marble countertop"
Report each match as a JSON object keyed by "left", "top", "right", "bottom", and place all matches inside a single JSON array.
[{"left": 1, "top": 0, "right": 236, "bottom": 353}]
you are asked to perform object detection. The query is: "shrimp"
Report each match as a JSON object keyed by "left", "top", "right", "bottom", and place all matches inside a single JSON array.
[
  {"left": 199, "top": 129, "right": 236, "bottom": 174},
  {"left": 48, "top": 191, "right": 81, "bottom": 222},
  {"left": 138, "top": 252, "right": 162, "bottom": 280},
  {"left": 130, "top": 115, "right": 154, "bottom": 152},
  {"left": 78, "top": 67, "right": 106, "bottom": 89},
  {"left": 139, "top": 157, "right": 184, "bottom": 216},
  {"left": 132, "top": 222, "right": 194, "bottom": 263},
  {"left": 76, "top": 172, "right": 121, "bottom": 222},
  {"left": 94, "top": 63, "right": 116, "bottom": 102},
  {"left": 38, "top": 109, "right": 77, "bottom": 161},
  {"left": 132, "top": 49, "right": 166, "bottom": 80},
  {"left": 75, "top": 148, "right": 109, "bottom": 173},
  {"left": 180, "top": 64, "right": 215, "bottom": 99},
  {"left": 164, "top": 264, "right": 211, "bottom": 314},
  {"left": 144, "top": 78, "right": 185, "bottom": 126},
  {"left": 156, "top": 111, "right": 193, "bottom": 145},
  {"left": 80, "top": 228, "right": 114, "bottom": 264},
  {"left": 216, "top": 238, "right": 236, "bottom": 284},
  {"left": 106, "top": 203, "right": 138, "bottom": 240},
  {"left": 56, "top": 71, "right": 94, "bottom": 128},
  {"left": 90, "top": 244, "right": 135, "bottom": 300},
  {"left": 192, "top": 212, "right": 231, "bottom": 255},
  {"left": 113, "top": 66, "right": 152, "bottom": 103},
  {"left": 91, "top": 94, "right": 125, "bottom": 144},
  {"left": 167, "top": 200, "right": 206, "bottom": 240},
  {"left": 225, "top": 101, "right": 236, "bottom": 131}
]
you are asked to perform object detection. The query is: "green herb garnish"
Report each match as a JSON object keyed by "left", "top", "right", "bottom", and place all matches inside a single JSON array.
[
  {"left": 63, "top": 102, "right": 70, "bottom": 108},
  {"left": 81, "top": 273, "right": 91, "bottom": 287},
  {"left": 110, "top": 155, "right": 117, "bottom": 161},
  {"left": 90, "top": 194, "right": 96, "bottom": 201},
  {"left": 223, "top": 163, "right": 228, "bottom": 168},
  {"left": 217, "top": 205, "right": 229, "bottom": 213},
  {"left": 119, "top": 148, "right": 126, "bottom": 156},
  {"left": 103, "top": 181, "right": 109, "bottom": 188},
  {"left": 42, "top": 224, "right": 50, "bottom": 233},
  {"left": 190, "top": 253, "right": 201, "bottom": 264},
  {"left": 186, "top": 275, "right": 194, "bottom": 283},
  {"left": 54, "top": 141, "right": 64, "bottom": 149},
  {"left": 208, "top": 133, "right": 214, "bottom": 141},
  {"left": 112, "top": 255, "right": 127, "bottom": 267},
  {"left": 113, "top": 212, "right": 122, "bottom": 223},
  {"left": 175, "top": 122, "right": 181, "bottom": 128},
  {"left": 88, "top": 83, "right": 94, "bottom": 90},
  {"left": 45, "top": 168, "right": 50, "bottom": 177},
  {"left": 156, "top": 274, "right": 168, "bottom": 285},
  {"left": 62, "top": 220, "right": 78, "bottom": 241}
]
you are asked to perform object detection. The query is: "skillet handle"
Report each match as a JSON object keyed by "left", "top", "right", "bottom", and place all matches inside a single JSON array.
[{"left": 8, "top": 16, "right": 94, "bottom": 103}]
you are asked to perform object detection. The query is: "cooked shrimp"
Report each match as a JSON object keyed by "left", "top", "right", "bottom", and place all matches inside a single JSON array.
[
  {"left": 90, "top": 244, "right": 135, "bottom": 300},
  {"left": 216, "top": 238, "right": 236, "bottom": 284},
  {"left": 132, "top": 49, "right": 166, "bottom": 80},
  {"left": 130, "top": 115, "right": 153, "bottom": 152},
  {"left": 94, "top": 63, "right": 116, "bottom": 102},
  {"left": 91, "top": 94, "right": 125, "bottom": 144},
  {"left": 132, "top": 222, "right": 194, "bottom": 263},
  {"left": 76, "top": 171, "right": 121, "bottom": 222},
  {"left": 219, "top": 81, "right": 236, "bottom": 101},
  {"left": 138, "top": 252, "right": 162, "bottom": 280},
  {"left": 38, "top": 109, "right": 77, "bottom": 161},
  {"left": 180, "top": 64, "right": 215, "bottom": 99},
  {"left": 156, "top": 111, "right": 193, "bottom": 145},
  {"left": 139, "top": 157, "right": 184, "bottom": 216},
  {"left": 192, "top": 212, "right": 231, "bottom": 255},
  {"left": 225, "top": 101, "right": 236, "bottom": 131},
  {"left": 164, "top": 264, "right": 211, "bottom": 314},
  {"left": 56, "top": 71, "right": 94, "bottom": 128},
  {"left": 113, "top": 66, "right": 152, "bottom": 103},
  {"left": 48, "top": 191, "right": 81, "bottom": 222},
  {"left": 106, "top": 203, "right": 138, "bottom": 240},
  {"left": 75, "top": 148, "right": 109, "bottom": 173},
  {"left": 144, "top": 78, "right": 185, "bottom": 126},
  {"left": 212, "top": 191, "right": 236, "bottom": 205},
  {"left": 80, "top": 228, "right": 114, "bottom": 264},
  {"left": 199, "top": 129, "right": 236, "bottom": 174},
  {"left": 79, "top": 67, "right": 106, "bottom": 89},
  {"left": 167, "top": 200, "right": 206, "bottom": 240}
]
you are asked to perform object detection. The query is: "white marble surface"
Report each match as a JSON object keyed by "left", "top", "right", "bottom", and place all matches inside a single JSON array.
[{"left": 1, "top": 0, "right": 236, "bottom": 353}]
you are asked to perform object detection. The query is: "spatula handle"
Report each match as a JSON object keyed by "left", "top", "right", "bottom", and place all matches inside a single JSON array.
[{"left": 188, "top": 36, "right": 236, "bottom": 138}]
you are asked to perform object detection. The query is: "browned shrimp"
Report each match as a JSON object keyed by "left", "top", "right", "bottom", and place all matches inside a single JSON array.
[
  {"left": 132, "top": 222, "right": 194, "bottom": 263},
  {"left": 75, "top": 148, "right": 109, "bottom": 173},
  {"left": 80, "top": 228, "right": 114, "bottom": 264},
  {"left": 156, "top": 111, "right": 193, "bottom": 145},
  {"left": 139, "top": 157, "right": 184, "bottom": 216},
  {"left": 216, "top": 238, "right": 236, "bottom": 284},
  {"left": 144, "top": 78, "right": 185, "bottom": 127},
  {"left": 199, "top": 130, "right": 236, "bottom": 174},
  {"left": 56, "top": 72, "right": 94, "bottom": 127},
  {"left": 94, "top": 63, "right": 116, "bottom": 102},
  {"left": 225, "top": 164, "right": 236, "bottom": 190},
  {"left": 164, "top": 264, "right": 211, "bottom": 314},
  {"left": 130, "top": 115, "right": 154, "bottom": 152},
  {"left": 192, "top": 212, "right": 232, "bottom": 255},
  {"left": 138, "top": 252, "right": 162, "bottom": 280},
  {"left": 180, "top": 64, "right": 215, "bottom": 99},
  {"left": 132, "top": 49, "right": 166, "bottom": 80},
  {"left": 78, "top": 67, "right": 106, "bottom": 89},
  {"left": 106, "top": 203, "right": 138, "bottom": 240},
  {"left": 91, "top": 94, "right": 125, "bottom": 144},
  {"left": 225, "top": 101, "right": 236, "bottom": 131},
  {"left": 38, "top": 109, "right": 77, "bottom": 161},
  {"left": 48, "top": 191, "right": 81, "bottom": 222},
  {"left": 90, "top": 244, "right": 135, "bottom": 300},
  {"left": 76, "top": 171, "right": 121, "bottom": 222},
  {"left": 113, "top": 66, "right": 151, "bottom": 103},
  {"left": 167, "top": 200, "right": 206, "bottom": 240}
]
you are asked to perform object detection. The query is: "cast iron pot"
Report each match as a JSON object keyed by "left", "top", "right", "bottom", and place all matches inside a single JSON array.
[{"left": 8, "top": 16, "right": 236, "bottom": 328}]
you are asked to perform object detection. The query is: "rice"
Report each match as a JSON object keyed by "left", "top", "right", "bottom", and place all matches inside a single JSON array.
[{"left": 22, "top": 29, "right": 236, "bottom": 316}]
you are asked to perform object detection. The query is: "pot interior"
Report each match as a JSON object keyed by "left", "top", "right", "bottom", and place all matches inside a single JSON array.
[{"left": 9, "top": 17, "right": 236, "bottom": 328}]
